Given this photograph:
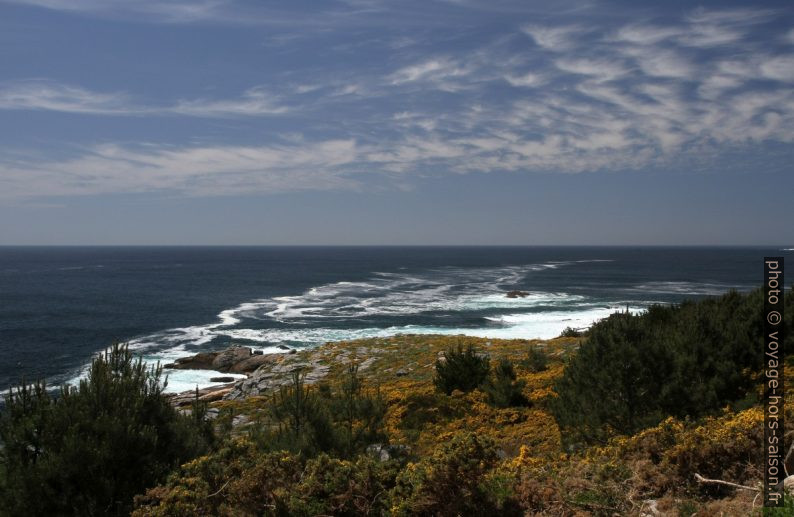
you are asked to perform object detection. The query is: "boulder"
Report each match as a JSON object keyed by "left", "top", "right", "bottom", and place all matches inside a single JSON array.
[
  {"left": 166, "top": 352, "right": 218, "bottom": 370},
  {"left": 198, "top": 387, "right": 232, "bottom": 402},
  {"left": 228, "top": 353, "right": 280, "bottom": 374},
  {"left": 211, "top": 347, "right": 252, "bottom": 371},
  {"left": 506, "top": 290, "right": 529, "bottom": 299}
]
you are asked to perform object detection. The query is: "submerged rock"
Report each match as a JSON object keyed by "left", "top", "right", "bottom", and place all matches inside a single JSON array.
[
  {"left": 209, "top": 376, "right": 237, "bottom": 383},
  {"left": 506, "top": 290, "right": 530, "bottom": 298}
]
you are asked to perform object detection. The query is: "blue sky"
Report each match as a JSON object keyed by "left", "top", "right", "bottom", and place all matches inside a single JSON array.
[{"left": 0, "top": 0, "right": 792, "bottom": 245}]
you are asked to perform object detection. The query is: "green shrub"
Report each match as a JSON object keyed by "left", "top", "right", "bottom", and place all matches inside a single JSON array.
[
  {"left": 134, "top": 445, "right": 402, "bottom": 516},
  {"left": 0, "top": 343, "right": 213, "bottom": 517},
  {"left": 287, "top": 453, "right": 399, "bottom": 516},
  {"left": 482, "top": 358, "right": 528, "bottom": 408},
  {"left": 433, "top": 344, "right": 490, "bottom": 395},
  {"left": 389, "top": 431, "right": 520, "bottom": 516},
  {"left": 520, "top": 345, "right": 548, "bottom": 373},
  {"left": 559, "top": 326, "right": 583, "bottom": 338},
  {"left": 552, "top": 288, "right": 792, "bottom": 447}
]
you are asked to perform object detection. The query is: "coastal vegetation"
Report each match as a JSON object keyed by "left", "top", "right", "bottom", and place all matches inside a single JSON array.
[
  {"left": 1, "top": 287, "right": 792, "bottom": 515},
  {"left": 553, "top": 289, "right": 766, "bottom": 447},
  {"left": 0, "top": 344, "right": 213, "bottom": 516}
]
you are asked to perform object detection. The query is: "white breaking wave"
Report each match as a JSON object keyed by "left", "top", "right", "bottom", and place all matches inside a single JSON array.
[
  {"left": 68, "top": 260, "right": 635, "bottom": 393},
  {"left": 161, "top": 370, "right": 247, "bottom": 394}
]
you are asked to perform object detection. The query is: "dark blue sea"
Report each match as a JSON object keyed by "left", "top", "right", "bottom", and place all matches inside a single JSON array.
[{"left": 0, "top": 246, "right": 789, "bottom": 393}]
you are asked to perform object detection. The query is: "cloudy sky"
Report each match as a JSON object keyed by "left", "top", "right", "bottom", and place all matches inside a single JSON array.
[{"left": 0, "top": 0, "right": 792, "bottom": 245}]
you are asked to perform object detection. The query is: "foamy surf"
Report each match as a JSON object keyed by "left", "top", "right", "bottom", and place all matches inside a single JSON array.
[{"left": 62, "top": 258, "right": 746, "bottom": 394}]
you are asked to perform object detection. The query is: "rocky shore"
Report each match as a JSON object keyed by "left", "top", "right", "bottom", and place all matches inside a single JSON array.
[
  {"left": 164, "top": 345, "right": 294, "bottom": 374},
  {"left": 165, "top": 345, "right": 297, "bottom": 407}
]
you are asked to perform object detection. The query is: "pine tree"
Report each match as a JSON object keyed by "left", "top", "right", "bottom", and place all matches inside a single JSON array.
[
  {"left": 482, "top": 358, "right": 528, "bottom": 408},
  {"left": 433, "top": 344, "right": 490, "bottom": 395},
  {"left": 0, "top": 343, "right": 212, "bottom": 517}
]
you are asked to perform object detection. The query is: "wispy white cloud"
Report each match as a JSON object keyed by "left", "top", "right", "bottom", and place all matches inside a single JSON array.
[
  {"left": 554, "top": 58, "right": 628, "bottom": 82},
  {"left": 0, "top": 0, "right": 229, "bottom": 23},
  {"left": 759, "top": 55, "right": 794, "bottom": 82},
  {"left": 684, "top": 7, "right": 776, "bottom": 26},
  {"left": 612, "top": 25, "right": 683, "bottom": 45},
  {"left": 2, "top": 6, "right": 793, "bottom": 200},
  {"left": 388, "top": 58, "right": 474, "bottom": 91},
  {"left": 170, "top": 87, "right": 288, "bottom": 116},
  {"left": 0, "top": 81, "right": 290, "bottom": 117},
  {"left": 503, "top": 72, "right": 545, "bottom": 88},
  {"left": 626, "top": 48, "right": 695, "bottom": 78},
  {"left": 0, "top": 81, "right": 137, "bottom": 115},
  {"left": 0, "top": 139, "right": 359, "bottom": 198},
  {"left": 521, "top": 25, "right": 581, "bottom": 51}
]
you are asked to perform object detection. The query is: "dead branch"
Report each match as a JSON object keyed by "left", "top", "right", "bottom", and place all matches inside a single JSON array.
[{"left": 693, "top": 473, "right": 760, "bottom": 492}]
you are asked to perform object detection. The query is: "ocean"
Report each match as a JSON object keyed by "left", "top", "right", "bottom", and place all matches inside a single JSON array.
[{"left": 0, "top": 246, "right": 786, "bottom": 393}]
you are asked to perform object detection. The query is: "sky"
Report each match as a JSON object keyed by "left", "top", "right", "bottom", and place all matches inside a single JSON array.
[{"left": 0, "top": 0, "right": 792, "bottom": 245}]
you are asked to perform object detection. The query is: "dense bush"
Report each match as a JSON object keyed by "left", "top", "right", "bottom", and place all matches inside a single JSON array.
[
  {"left": 0, "top": 344, "right": 213, "bottom": 517},
  {"left": 559, "top": 326, "right": 583, "bottom": 338},
  {"left": 134, "top": 439, "right": 404, "bottom": 517},
  {"left": 552, "top": 288, "right": 793, "bottom": 447},
  {"left": 433, "top": 343, "right": 490, "bottom": 395},
  {"left": 388, "top": 431, "right": 520, "bottom": 516},
  {"left": 482, "top": 358, "right": 528, "bottom": 408}
]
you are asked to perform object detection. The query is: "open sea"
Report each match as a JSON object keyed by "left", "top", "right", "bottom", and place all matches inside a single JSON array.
[{"left": 0, "top": 246, "right": 789, "bottom": 393}]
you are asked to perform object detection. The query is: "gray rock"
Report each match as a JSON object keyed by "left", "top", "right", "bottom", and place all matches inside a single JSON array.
[
  {"left": 211, "top": 347, "right": 252, "bottom": 371},
  {"left": 366, "top": 443, "right": 410, "bottom": 462},
  {"left": 366, "top": 443, "right": 391, "bottom": 462},
  {"left": 166, "top": 351, "right": 218, "bottom": 370},
  {"left": 358, "top": 357, "right": 377, "bottom": 371},
  {"left": 210, "top": 376, "right": 237, "bottom": 383},
  {"left": 228, "top": 353, "right": 279, "bottom": 373},
  {"left": 232, "top": 415, "right": 251, "bottom": 428},
  {"left": 223, "top": 355, "right": 331, "bottom": 400}
]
